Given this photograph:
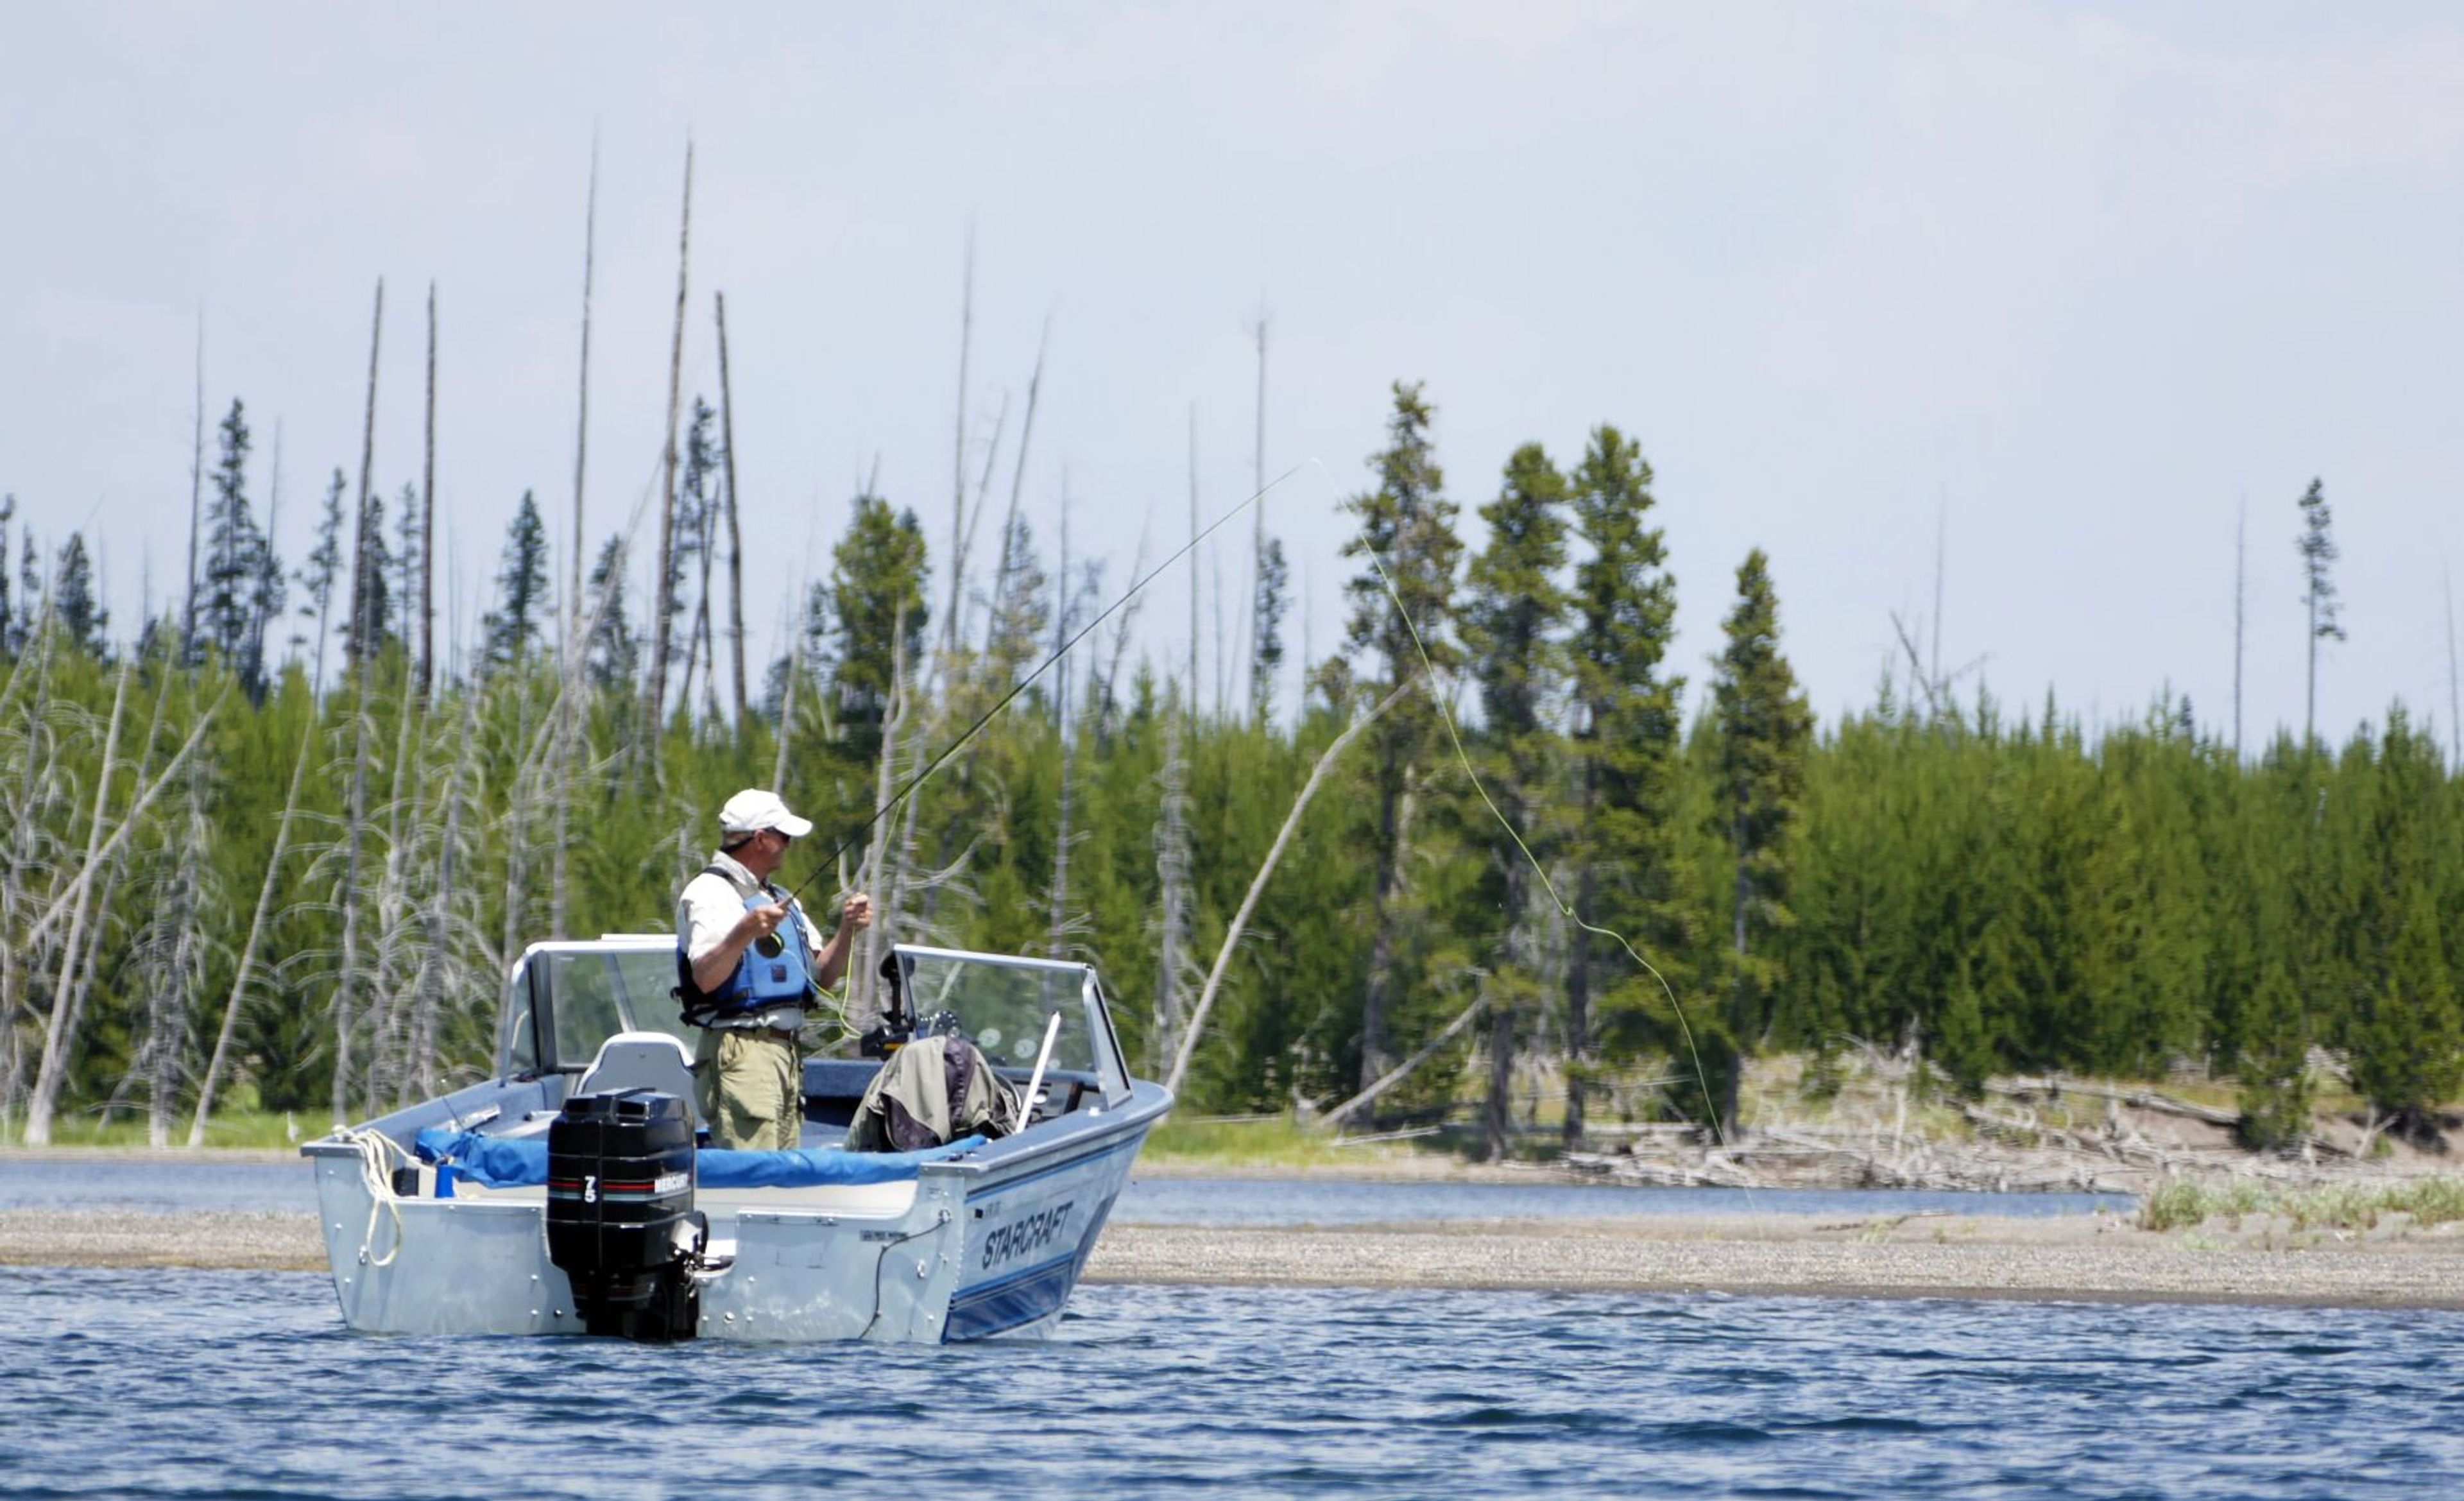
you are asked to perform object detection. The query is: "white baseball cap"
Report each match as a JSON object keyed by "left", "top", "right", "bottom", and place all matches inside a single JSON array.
[{"left": 717, "top": 789, "right": 814, "bottom": 839}]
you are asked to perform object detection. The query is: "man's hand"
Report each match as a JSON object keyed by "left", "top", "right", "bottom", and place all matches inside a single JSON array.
[
  {"left": 737, "top": 899, "right": 790, "bottom": 943},
  {"left": 840, "top": 893, "right": 874, "bottom": 933}
]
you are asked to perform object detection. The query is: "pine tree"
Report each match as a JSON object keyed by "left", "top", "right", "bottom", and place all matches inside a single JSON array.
[
  {"left": 1564, "top": 425, "right": 1684, "bottom": 1140},
  {"left": 200, "top": 399, "right": 276, "bottom": 693},
  {"left": 1462, "top": 442, "right": 1570, "bottom": 1158},
  {"left": 830, "top": 493, "right": 930, "bottom": 766},
  {"left": 582, "top": 534, "right": 637, "bottom": 693},
  {"left": 2348, "top": 709, "right": 2462, "bottom": 1136},
  {"left": 481, "top": 490, "right": 552, "bottom": 674},
  {"left": 54, "top": 532, "right": 107, "bottom": 657},
  {"left": 2297, "top": 477, "right": 2343, "bottom": 745},
  {"left": 2355, "top": 885, "right": 2461, "bottom": 1140},
  {"left": 1251, "top": 534, "right": 1289, "bottom": 722},
  {"left": 2236, "top": 957, "right": 2312, "bottom": 1150},
  {"left": 0, "top": 494, "right": 15, "bottom": 655},
  {"left": 668, "top": 397, "right": 719, "bottom": 718},
  {"left": 345, "top": 486, "right": 393, "bottom": 667},
  {"left": 1707, "top": 547, "right": 1812, "bottom": 1129},
  {"left": 16, "top": 530, "right": 42, "bottom": 653},
  {"left": 983, "top": 510, "right": 1049, "bottom": 692},
  {"left": 1340, "top": 381, "right": 1463, "bottom": 1094},
  {"left": 391, "top": 480, "right": 422, "bottom": 650}
]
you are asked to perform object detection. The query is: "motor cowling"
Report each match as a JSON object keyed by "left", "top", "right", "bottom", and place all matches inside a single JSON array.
[{"left": 545, "top": 1088, "right": 700, "bottom": 1341}]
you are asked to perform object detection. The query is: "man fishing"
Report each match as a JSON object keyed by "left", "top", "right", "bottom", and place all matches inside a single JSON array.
[{"left": 676, "top": 789, "right": 871, "bottom": 1149}]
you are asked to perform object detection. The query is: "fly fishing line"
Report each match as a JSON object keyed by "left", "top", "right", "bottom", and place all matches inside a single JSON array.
[
  {"left": 1299, "top": 457, "right": 1737, "bottom": 1160},
  {"left": 782, "top": 448, "right": 1734, "bottom": 1163}
]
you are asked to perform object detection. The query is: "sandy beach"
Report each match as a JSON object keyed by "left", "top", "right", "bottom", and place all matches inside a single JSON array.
[{"left": 7, "top": 1205, "right": 2460, "bottom": 1309}]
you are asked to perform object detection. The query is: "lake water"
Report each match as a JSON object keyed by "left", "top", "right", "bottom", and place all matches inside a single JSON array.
[
  {"left": 0, "top": 1157, "right": 2133, "bottom": 1222},
  {"left": 3, "top": 1267, "right": 2458, "bottom": 1498}
]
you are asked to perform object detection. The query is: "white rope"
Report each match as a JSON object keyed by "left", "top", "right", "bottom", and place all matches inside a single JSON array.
[{"left": 337, "top": 1127, "right": 415, "bottom": 1269}]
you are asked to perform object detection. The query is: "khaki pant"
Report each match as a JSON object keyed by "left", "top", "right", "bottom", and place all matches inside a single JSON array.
[{"left": 693, "top": 1027, "right": 801, "bottom": 1151}]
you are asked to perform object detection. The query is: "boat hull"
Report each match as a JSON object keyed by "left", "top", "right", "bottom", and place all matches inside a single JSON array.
[{"left": 308, "top": 1088, "right": 1165, "bottom": 1344}]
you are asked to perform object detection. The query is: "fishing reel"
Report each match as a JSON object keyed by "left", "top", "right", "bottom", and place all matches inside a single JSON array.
[{"left": 860, "top": 952, "right": 915, "bottom": 1059}]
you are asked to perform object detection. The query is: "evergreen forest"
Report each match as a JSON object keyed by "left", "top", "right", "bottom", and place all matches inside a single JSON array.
[{"left": 3, "top": 362, "right": 2460, "bottom": 1158}]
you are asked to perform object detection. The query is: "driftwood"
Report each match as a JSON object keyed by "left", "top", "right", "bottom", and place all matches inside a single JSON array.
[{"left": 1989, "top": 1075, "right": 2241, "bottom": 1129}]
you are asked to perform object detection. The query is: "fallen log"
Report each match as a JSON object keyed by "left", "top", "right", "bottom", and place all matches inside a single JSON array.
[{"left": 1990, "top": 1076, "right": 2241, "bottom": 1129}]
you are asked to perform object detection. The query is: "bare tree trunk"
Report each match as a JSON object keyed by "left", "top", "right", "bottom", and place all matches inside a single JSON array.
[
  {"left": 148, "top": 755, "right": 213, "bottom": 1145},
  {"left": 418, "top": 281, "right": 438, "bottom": 705},
  {"left": 1047, "top": 485, "right": 1074, "bottom": 961},
  {"left": 1187, "top": 404, "right": 1199, "bottom": 710},
  {"left": 952, "top": 393, "right": 1009, "bottom": 669},
  {"left": 347, "top": 282, "right": 384, "bottom": 667},
  {"left": 409, "top": 687, "right": 481, "bottom": 1104},
  {"left": 1249, "top": 308, "right": 1269, "bottom": 720},
  {"left": 182, "top": 314, "right": 204, "bottom": 655},
  {"left": 1322, "top": 992, "right": 1486, "bottom": 1131},
  {"left": 1167, "top": 681, "right": 1407, "bottom": 1096},
  {"left": 0, "top": 628, "right": 62, "bottom": 1138},
  {"left": 773, "top": 592, "right": 804, "bottom": 791},
  {"left": 18, "top": 696, "right": 219, "bottom": 959},
  {"left": 1483, "top": 988, "right": 1514, "bottom": 1162},
  {"left": 249, "top": 421, "right": 286, "bottom": 683},
  {"left": 983, "top": 313, "right": 1051, "bottom": 667},
  {"left": 22, "top": 660, "right": 133, "bottom": 1145},
  {"left": 1563, "top": 786, "right": 1595, "bottom": 1149},
  {"left": 647, "top": 141, "right": 695, "bottom": 732},
  {"left": 943, "top": 226, "right": 975, "bottom": 665},
  {"left": 366, "top": 651, "right": 427, "bottom": 1117},
  {"left": 332, "top": 676, "right": 379, "bottom": 1126},
  {"left": 1152, "top": 709, "right": 1192, "bottom": 1076},
  {"left": 855, "top": 613, "right": 910, "bottom": 1023},
  {"left": 715, "top": 291, "right": 748, "bottom": 728},
  {"left": 191, "top": 715, "right": 316, "bottom": 1144},
  {"left": 552, "top": 141, "right": 598, "bottom": 942},
  {"left": 881, "top": 694, "right": 932, "bottom": 984}
]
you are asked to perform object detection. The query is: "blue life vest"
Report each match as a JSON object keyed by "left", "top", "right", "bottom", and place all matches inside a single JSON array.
[{"left": 676, "top": 865, "right": 817, "bottom": 1025}]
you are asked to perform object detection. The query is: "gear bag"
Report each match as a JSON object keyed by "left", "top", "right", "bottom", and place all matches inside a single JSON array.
[{"left": 842, "top": 1034, "right": 1020, "bottom": 1152}]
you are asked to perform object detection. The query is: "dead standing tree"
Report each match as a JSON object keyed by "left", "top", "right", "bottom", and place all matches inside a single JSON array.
[
  {"left": 418, "top": 282, "right": 439, "bottom": 705},
  {"left": 1165, "top": 680, "right": 1411, "bottom": 1097},
  {"left": 333, "top": 277, "right": 385, "bottom": 1126},
  {"left": 22, "top": 660, "right": 131, "bottom": 1146},
  {"left": 715, "top": 291, "right": 748, "bottom": 728},
  {"left": 551, "top": 140, "right": 599, "bottom": 941},
  {"left": 646, "top": 141, "right": 695, "bottom": 739}
]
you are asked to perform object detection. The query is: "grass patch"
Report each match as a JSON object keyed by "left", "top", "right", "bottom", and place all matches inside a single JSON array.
[
  {"left": 1141, "top": 1115, "right": 1395, "bottom": 1169},
  {"left": 2140, "top": 1178, "right": 2464, "bottom": 1233},
  {"left": 20, "top": 1110, "right": 312, "bottom": 1151}
]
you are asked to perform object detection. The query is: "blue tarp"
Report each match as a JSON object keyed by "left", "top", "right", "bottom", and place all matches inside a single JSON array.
[{"left": 413, "top": 1127, "right": 984, "bottom": 1189}]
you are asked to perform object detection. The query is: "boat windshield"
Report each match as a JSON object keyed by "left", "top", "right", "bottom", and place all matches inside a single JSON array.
[
  {"left": 899, "top": 950, "right": 1100, "bottom": 1077},
  {"left": 536, "top": 946, "right": 692, "bottom": 1070}
]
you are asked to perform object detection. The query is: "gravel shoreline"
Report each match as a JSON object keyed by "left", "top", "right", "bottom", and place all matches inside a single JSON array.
[{"left": 8, "top": 1208, "right": 2460, "bottom": 1309}]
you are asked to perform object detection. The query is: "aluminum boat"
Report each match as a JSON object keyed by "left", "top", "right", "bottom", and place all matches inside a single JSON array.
[{"left": 302, "top": 939, "right": 1172, "bottom": 1342}]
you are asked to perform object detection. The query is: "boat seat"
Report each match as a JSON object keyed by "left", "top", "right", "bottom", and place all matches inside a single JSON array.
[{"left": 574, "top": 1031, "right": 700, "bottom": 1126}]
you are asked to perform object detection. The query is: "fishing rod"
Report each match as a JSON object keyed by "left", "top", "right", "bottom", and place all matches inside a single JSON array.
[
  {"left": 784, "top": 450, "right": 1733, "bottom": 1169},
  {"left": 783, "top": 460, "right": 1312, "bottom": 906}
]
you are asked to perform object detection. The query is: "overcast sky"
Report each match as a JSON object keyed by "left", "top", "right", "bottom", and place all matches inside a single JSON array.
[{"left": 5, "top": 2, "right": 2461, "bottom": 748}]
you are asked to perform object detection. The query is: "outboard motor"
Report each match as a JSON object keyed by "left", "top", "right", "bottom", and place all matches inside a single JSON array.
[{"left": 545, "top": 1089, "right": 701, "bottom": 1341}]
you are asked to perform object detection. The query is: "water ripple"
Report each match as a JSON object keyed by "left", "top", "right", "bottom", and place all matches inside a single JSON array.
[{"left": 1, "top": 1271, "right": 2461, "bottom": 1498}]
